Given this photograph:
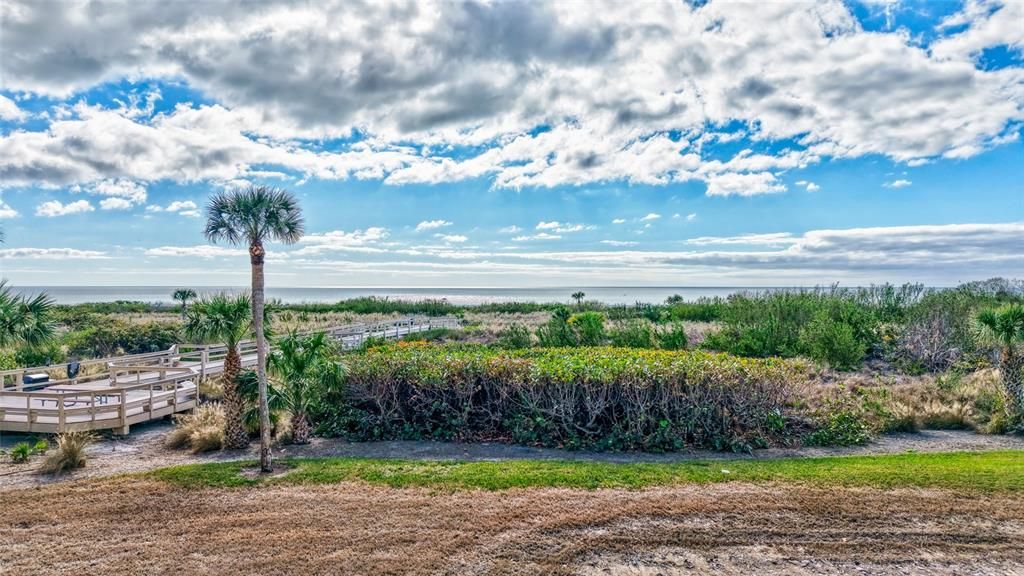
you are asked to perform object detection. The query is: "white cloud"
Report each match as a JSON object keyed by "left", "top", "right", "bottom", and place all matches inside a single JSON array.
[
  {"left": 685, "top": 233, "right": 799, "bottom": 246},
  {"left": 0, "top": 1, "right": 1019, "bottom": 195},
  {"left": 513, "top": 232, "right": 562, "bottom": 242},
  {"left": 0, "top": 247, "right": 108, "bottom": 259},
  {"left": 884, "top": 179, "right": 912, "bottom": 188},
  {"left": 536, "top": 221, "right": 594, "bottom": 233},
  {"left": 415, "top": 219, "right": 453, "bottom": 232},
  {"left": 705, "top": 172, "right": 787, "bottom": 197},
  {"left": 77, "top": 179, "right": 147, "bottom": 205},
  {"left": 0, "top": 95, "right": 27, "bottom": 122},
  {"left": 686, "top": 213, "right": 697, "bottom": 221},
  {"left": 0, "top": 201, "right": 18, "bottom": 219},
  {"left": 435, "top": 233, "right": 468, "bottom": 243},
  {"left": 805, "top": 182, "right": 821, "bottom": 192},
  {"left": 498, "top": 225, "right": 522, "bottom": 234},
  {"left": 600, "top": 240, "right": 638, "bottom": 246},
  {"left": 147, "top": 199, "right": 200, "bottom": 217},
  {"left": 35, "top": 199, "right": 94, "bottom": 217},
  {"left": 640, "top": 213, "right": 661, "bottom": 221},
  {"left": 612, "top": 218, "right": 626, "bottom": 224},
  {"left": 294, "top": 227, "right": 390, "bottom": 255},
  {"left": 99, "top": 197, "right": 133, "bottom": 210},
  {"left": 145, "top": 245, "right": 248, "bottom": 258}
]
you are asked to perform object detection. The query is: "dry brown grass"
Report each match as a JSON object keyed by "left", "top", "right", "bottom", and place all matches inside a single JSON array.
[
  {"left": 1, "top": 478, "right": 1022, "bottom": 575},
  {"left": 38, "top": 431, "right": 94, "bottom": 475},
  {"left": 165, "top": 404, "right": 226, "bottom": 453}
]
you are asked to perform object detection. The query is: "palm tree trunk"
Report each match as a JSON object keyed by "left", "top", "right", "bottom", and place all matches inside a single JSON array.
[
  {"left": 251, "top": 241, "right": 273, "bottom": 472},
  {"left": 291, "top": 410, "right": 311, "bottom": 444},
  {"left": 180, "top": 300, "right": 187, "bottom": 322},
  {"left": 1002, "top": 347, "right": 1023, "bottom": 416},
  {"left": 222, "top": 347, "right": 249, "bottom": 449}
]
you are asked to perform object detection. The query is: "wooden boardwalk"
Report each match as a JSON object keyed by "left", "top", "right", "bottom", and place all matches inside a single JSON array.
[{"left": 0, "top": 316, "right": 458, "bottom": 434}]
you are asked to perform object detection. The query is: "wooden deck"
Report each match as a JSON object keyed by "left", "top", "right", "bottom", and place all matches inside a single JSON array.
[{"left": 0, "top": 316, "right": 458, "bottom": 434}]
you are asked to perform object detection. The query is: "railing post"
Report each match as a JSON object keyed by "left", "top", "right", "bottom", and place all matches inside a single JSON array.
[{"left": 58, "top": 395, "right": 65, "bottom": 433}]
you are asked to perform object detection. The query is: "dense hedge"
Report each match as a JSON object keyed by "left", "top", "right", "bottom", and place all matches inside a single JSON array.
[{"left": 318, "top": 344, "right": 807, "bottom": 452}]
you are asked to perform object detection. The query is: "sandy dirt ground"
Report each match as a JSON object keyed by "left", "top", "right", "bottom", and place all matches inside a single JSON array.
[
  {"left": 1, "top": 478, "right": 1023, "bottom": 575},
  {"left": 4, "top": 422, "right": 1024, "bottom": 491}
]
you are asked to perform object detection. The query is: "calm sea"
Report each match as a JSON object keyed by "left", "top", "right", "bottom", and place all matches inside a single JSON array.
[{"left": 12, "top": 286, "right": 782, "bottom": 306}]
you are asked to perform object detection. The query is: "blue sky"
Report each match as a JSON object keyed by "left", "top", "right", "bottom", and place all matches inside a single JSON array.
[{"left": 0, "top": 0, "right": 1022, "bottom": 287}]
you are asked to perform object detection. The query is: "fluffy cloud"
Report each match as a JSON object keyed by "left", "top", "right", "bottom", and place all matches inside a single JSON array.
[
  {"left": 640, "top": 213, "right": 661, "bottom": 221},
  {"left": 0, "top": 0, "right": 1020, "bottom": 196},
  {"left": 294, "top": 227, "right": 391, "bottom": 255},
  {"left": 885, "top": 179, "right": 913, "bottom": 188},
  {"left": 415, "top": 220, "right": 453, "bottom": 232},
  {"left": 0, "top": 200, "right": 17, "bottom": 219},
  {"left": 0, "top": 95, "right": 26, "bottom": 122},
  {"left": 146, "top": 199, "right": 200, "bottom": 217},
  {"left": 435, "top": 234, "right": 468, "bottom": 243},
  {"left": 0, "top": 247, "right": 107, "bottom": 259},
  {"left": 99, "top": 197, "right": 133, "bottom": 210},
  {"left": 536, "top": 221, "right": 594, "bottom": 233},
  {"left": 35, "top": 199, "right": 94, "bottom": 217},
  {"left": 145, "top": 245, "right": 248, "bottom": 258}
]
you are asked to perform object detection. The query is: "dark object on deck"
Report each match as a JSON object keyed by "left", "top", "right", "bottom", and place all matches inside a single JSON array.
[
  {"left": 23, "top": 373, "right": 49, "bottom": 386},
  {"left": 67, "top": 361, "right": 81, "bottom": 379}
]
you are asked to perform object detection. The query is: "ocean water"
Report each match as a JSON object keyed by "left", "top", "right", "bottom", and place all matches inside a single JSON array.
[{"left": 12, "top": 286, "right": 782, "bottom": 306}]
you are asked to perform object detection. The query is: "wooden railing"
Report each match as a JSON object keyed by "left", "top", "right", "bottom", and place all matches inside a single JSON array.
[
  {"left": 0, "top": 316, "right": 460, "bottom": 433},
  {"left": 0, "top": 367, "right": 198, "bottom": 434}
]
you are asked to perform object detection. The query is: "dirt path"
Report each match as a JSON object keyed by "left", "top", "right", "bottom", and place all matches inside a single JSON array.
[
  {"left": 1, "top": 478, "right": 1022, "bottom": 575},
  {"left": 3, "top": 421, "right": 1024, "bottom": 491}
]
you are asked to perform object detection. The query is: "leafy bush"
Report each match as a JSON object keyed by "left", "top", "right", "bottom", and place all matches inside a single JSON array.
[
  {"left": 535, "top": 308, "right": 577, "bottom": 347},
  {"left": 805, "top": 404, "right": 872, "bottom": 446},
  {"left": 496, "top": 323, "right": 532, "bottom": 349},
  {"left": 667, "top": 297, "right": 726, "bottom": 322},
  {"left": 39, "top": 431, "right": 94, "bottom": 474},
  {"left": 656, "top": 322, "right": 688, "bottom": 350},
  {"left": 892, "top": 288, "right": 982, "bottom": 372},
  {"left": 325, "top": 344, "right": 807, "bottom": 452},
  {"left": 166, "top": 403, "right": 227, "bottom": 453},
  {"left": 568, "top": 312, "right": 606, "bottom": 346},
  {"left": 9, "top": 442, "right": 32, "bottom": 463},
  {"left": 609, "top": 319, "right": 656, "bottom": 348},
  {"left": 63, "top": 316, "right": 181, "bottom": 358},
  {"left": 799, "top": 313, "right": 865, "bottom": 370}
]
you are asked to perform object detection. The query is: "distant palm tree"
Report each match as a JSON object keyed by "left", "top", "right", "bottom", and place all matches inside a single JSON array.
[
  {"left": 184, "top": 294, "right": 254, "bottom": 449},
  {"left": 204, "top": 185, "right": 304, "bottom": 472},
  {"left": 172, "top": 288, "right": 198, "bottom": 322},
  {"left": 572, "top": 291, "right": 586, "bottom": 308},
  {"left": 977, "top": 304, "right": 1024, "bottom": 415},
  {"left": 0, "top": 280, "right": 55, "bottom": 349},
  {"left": 269, "top": 331, "right": 345, "bottom": 444}
]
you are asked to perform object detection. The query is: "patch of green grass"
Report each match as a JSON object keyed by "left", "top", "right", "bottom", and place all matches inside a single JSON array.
[{"left": 150, "top": 450, "right": 1024, "bottom": 492}]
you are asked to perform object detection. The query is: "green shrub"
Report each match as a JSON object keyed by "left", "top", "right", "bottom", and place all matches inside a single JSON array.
[
  {"left": 656, "top": 322, "right": 688, "bottom": 350},
  {"left": 667, "top": 297, "right": 725, "bottom": 322},
  {"left": 535, "top": 308, "right": 577, "bottom": 347},
  {"left": 568, "top": 312, "right": 606, "bottom": 346},
  {"left": 323, "top": 344, "right": 807, "bottom": 452},
  {"left": 10, "top": 442, "right": 32, "bottom": 463},
  {"left": 805, "top": 400, "right": 872, "bottom": 446},
  {"left": 63, "top": 316, "right": 181, "bottom": 358},
  {"left": 496, "top": 324, "right": 532, "bottom": 349},
  {"left": 609, "top": 319, "right": 656, "bottom": 348},
  {"left": 799, "top": 313, "right": 865, "bottom": 370}
]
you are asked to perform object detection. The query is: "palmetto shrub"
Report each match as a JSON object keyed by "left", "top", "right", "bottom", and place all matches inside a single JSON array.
[{"left": 324, "top": 344, "right": 807, "bottom": 452}]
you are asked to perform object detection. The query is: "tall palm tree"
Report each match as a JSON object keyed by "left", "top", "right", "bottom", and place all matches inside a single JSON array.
[
  {"left": 977, "top": 304, "right": 1024, "bottom": 415},
  {"left": 0, "top": 280, "right": 55, "bottom": 349},
  {"left": 204, "top": 185, "right": 304, "bottom": 471},
  {"left": 184, "top": 294, "right": 254, "bottom": 449},
  {"left": 269, "top": 331, "right": 345, "bottom": 444},
  {"left": 172, "top": 288, "right": 198, "bottom": 322}
]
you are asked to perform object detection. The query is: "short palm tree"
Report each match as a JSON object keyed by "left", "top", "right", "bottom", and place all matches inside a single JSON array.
[
  {"left": 184, "top": 294, "right": 255, "bottom": 449},
  {"left": 0, "top": 280, "right": 55, "bottom": 349},
  {"left": 172, "top": 288, "right": 198, "bottom": 322},
  {"left": 977, "top": 304, "right": 1024, "bottom": 414},
  {"left": 204, "top": 185, "right": 304, "bottom": 471},
  {"left": 269, "top": 331, "right": 345, "bottom": 444},
  {"left": 572, "top": 291, "right": 586, "bottom": 308}
]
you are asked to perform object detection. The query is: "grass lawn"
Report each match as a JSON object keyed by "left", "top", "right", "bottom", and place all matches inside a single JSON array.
[{"left": 151, "top": 449, "right": 1024, "bottom": 492}]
